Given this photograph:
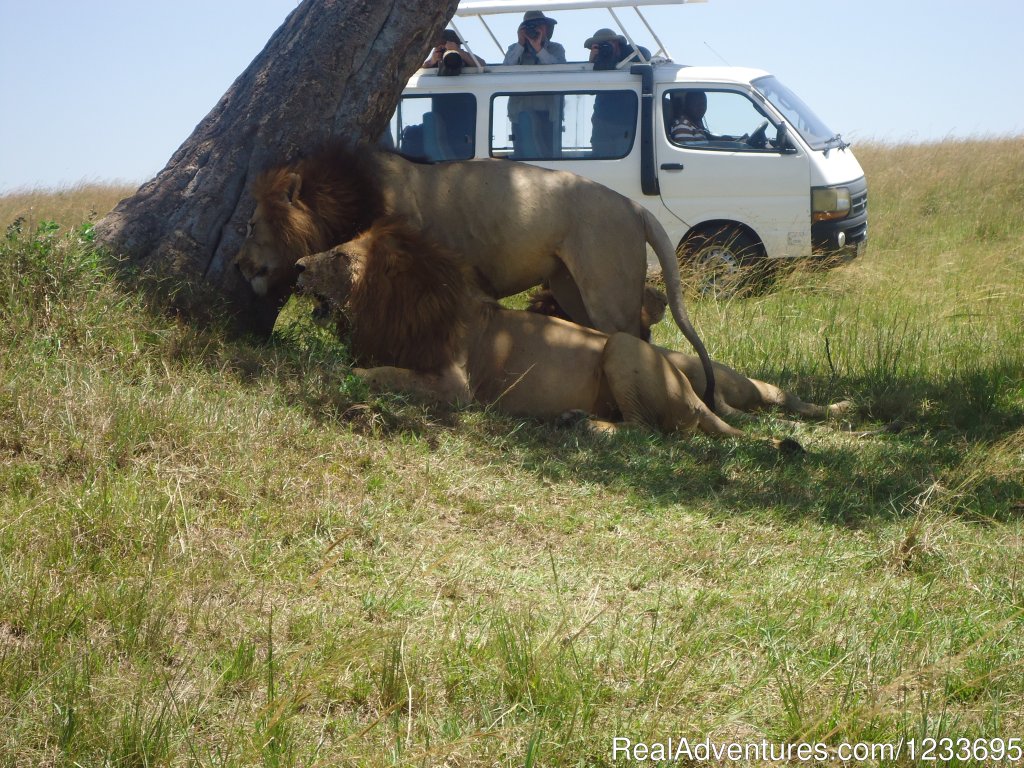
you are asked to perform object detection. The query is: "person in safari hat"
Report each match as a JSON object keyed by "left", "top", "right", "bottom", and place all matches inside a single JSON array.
[
  {"left": 585, "top": 29, "right": 651, "bottom": 157},
  {"left": 503, "top": 10, "right": 565, "bottom": 65},
  {"left": 584, "top": 27, "right": 650, "bottom": 70},
  {"left": 503, "top": 11, "right": 566, "bottom": 159}
]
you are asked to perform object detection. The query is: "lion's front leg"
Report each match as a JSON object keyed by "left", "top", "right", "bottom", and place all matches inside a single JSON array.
[{"left": 354, "top": 364, "right": 472, "bottom": 406}]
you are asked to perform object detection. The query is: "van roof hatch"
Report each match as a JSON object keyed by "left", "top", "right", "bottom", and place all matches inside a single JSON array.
[{"left": 453, "top": 0, "right": 708, "bottom": 63}]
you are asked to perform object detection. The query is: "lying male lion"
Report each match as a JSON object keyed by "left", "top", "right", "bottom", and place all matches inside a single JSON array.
[
  {"left": 295, "top": 217, "right": 847, "bottom": 436},
  {"left": 232, "top": 142, "right": 719, "bottom": 410}
]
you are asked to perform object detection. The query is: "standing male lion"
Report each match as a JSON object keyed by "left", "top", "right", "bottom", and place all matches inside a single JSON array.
[{"left": 232, "top": 143, "right": 719, "bottom": 409}]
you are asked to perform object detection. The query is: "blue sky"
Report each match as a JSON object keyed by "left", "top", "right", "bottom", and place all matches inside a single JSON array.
[{"left": 1, "top": 0, "right": 1022, "bottom": 192}]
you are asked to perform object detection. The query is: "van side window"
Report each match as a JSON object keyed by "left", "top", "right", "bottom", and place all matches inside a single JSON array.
[
  {"left": 663, "top": 89, "right": 779, "bottom": 151},
  {"left": 387, "top": 94, "right": 476, "bottom": 161},
  {"left": 491, "top": 91, "right": 637, "bottom": 161}
]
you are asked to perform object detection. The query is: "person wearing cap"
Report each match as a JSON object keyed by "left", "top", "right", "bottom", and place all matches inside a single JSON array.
[
  {"left": 425, "top": 29, "right": 485, "bottom": 69},
  {"left": 585, "top": 29, "right": 651, "bottom": 157},
  {"left": 503, "top": 11, "right": 565, "bottom": 65}
]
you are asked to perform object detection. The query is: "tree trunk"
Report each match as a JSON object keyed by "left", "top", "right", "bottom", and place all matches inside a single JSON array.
[{"left": 95, "top": 0, "right": 458, "bottom": 337}]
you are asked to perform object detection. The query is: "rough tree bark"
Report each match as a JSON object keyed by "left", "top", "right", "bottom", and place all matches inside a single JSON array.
[{"left": 95, "top": 0, "right": 458, "bottom": 336}]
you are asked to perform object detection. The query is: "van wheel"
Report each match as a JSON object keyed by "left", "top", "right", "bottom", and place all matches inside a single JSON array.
[{"left": 677, "top": 225, "right": 772, "bottom": 299}]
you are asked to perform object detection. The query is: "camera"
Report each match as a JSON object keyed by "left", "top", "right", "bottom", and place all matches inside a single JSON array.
[
  {"left": 438, "top": 50, "right": 464, "bottom": 76},
  {"left": 592, "top": 40, "right": 618, "bottom": 70},
  {"left": 520, "top": 20, "right": 543, "bottom": 40}
]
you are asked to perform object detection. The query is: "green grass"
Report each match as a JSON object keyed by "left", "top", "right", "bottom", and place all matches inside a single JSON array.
[{"left": 1, "top": 138, "right": 1022, "bottom": 766}]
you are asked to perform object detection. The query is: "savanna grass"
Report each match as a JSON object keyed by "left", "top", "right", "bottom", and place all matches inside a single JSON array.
[
  {"left": 1, "top": 140, "right": 1022, "bottom": 766},
  {"left": 0, "top": 182, "right": 136, "bottom": 234}
]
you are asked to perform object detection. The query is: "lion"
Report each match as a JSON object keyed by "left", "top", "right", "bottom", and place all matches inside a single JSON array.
[
  {"left": 232, "top": 142, "right": 719, "bottom": 410},
  {"left": 294, "top": 217, "right": 847, "bottom": 436},
  {"left": 526, "top": 287, "right": 851, "bottom": 420}
]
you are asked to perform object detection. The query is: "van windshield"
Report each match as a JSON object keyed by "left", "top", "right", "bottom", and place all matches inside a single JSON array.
[{"left": 753, "top": 75, "right": 836, "bottom": 151}]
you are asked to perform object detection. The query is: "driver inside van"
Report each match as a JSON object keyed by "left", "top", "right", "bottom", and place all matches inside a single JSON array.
[{"left": 670, "top": 91, "right": 711, "bottom": 144}]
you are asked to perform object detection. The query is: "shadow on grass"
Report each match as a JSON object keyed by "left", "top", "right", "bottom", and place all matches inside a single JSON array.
[
  {"left": 201, "top": 301, "right": 1022, "bottom": 527},
  {"left": 459, "top": 405, "right": 1021, "bottom": 526}
]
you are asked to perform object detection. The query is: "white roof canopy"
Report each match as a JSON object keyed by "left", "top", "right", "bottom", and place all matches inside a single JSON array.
[
  {"left": 452, "top": 0, "right": 706, "bottom": 63},
  {"left": 456, "top": 0, "right": 706, "bottom": 16}
]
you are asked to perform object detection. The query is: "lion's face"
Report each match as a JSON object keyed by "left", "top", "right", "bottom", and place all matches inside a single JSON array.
[
  {"left": 233, "top": 206, "right": 300, "bottom": 298},
  {"left": 295, "top": 243, "right": 359, "bottom": 315}
]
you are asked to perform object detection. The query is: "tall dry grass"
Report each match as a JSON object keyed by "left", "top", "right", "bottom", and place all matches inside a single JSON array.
[
  {"left": 0, "top": 182, "right": 137, "bottom": 233},
  {"left": 659, "top": 136, "right": 1024, "bottom": 420}
]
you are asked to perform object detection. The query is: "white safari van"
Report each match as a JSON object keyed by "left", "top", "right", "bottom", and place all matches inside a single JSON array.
[{"left": 386, "top": 0, "right": 867, "bottom": 284}]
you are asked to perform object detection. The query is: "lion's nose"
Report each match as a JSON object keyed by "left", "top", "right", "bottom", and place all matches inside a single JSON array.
[{"left": 295, "top": 262, "right": 306, "bottom": 274}]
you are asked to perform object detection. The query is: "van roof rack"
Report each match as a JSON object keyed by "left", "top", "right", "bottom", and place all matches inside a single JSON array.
[{"left": 453, "top": 0, "right": 707, "bottom": 62}]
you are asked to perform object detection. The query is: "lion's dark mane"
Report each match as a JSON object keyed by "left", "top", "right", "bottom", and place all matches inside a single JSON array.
[
  {"left": 347, "top": 217, "right": 475, "bottom": 374},
  {"left": 252, "top": 142, "right": 386, "bottom": 258}
]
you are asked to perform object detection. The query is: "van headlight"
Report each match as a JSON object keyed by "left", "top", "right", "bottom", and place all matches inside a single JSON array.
[{"left": 812, "top": 186, "right": 852, "bottom": 222}]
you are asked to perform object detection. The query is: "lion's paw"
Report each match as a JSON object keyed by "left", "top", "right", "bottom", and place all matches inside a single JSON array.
[
  {"left": 828, "top": 399, "right": 854, "bottom": 416},
  {"left": 556, "top": 410, "right": 620, "bottom": 435},
  {"left": 556, "top": 409, "right": 591, "bottom": 429}
]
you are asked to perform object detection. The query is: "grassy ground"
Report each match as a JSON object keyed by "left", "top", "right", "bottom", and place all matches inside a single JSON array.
[{"left": 1, "top": 138, "right": 1022, "bottom": 766}]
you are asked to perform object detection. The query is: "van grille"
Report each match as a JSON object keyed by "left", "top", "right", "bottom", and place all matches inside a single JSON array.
[{"left": 851, "top": 188, "right": 868, "bottom": 218}]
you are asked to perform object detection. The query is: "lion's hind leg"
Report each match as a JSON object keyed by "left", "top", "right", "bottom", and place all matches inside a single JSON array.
[
  {"left": 601, "top": 334, "right": 742, "bottom": 438},
  {"left": 756, "top": 381, "right": 853, "bottom": 419},
  {"left": 724, "top": 370, "right": 852, "bottom": 419},
  {"left": 658, "top": 349, "right": 849, "bottom": 420}
]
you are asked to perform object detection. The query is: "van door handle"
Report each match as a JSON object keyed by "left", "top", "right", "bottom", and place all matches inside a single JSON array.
[{"left": 660, "top": 163, "right": 685, "bottom": 171}]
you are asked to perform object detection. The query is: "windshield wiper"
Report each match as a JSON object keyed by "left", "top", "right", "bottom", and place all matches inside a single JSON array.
[{"left": 823, "top": 133, "right": 850, "bottom": 156}]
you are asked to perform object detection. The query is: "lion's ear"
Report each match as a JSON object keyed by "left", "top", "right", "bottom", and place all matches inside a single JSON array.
[{"left": 285, "top": 172, "right": 302, "bottom": 204}]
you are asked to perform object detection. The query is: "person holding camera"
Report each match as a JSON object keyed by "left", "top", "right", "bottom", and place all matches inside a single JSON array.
[
  {"left": 503, "top": 11, "right": 565, "bottom": 65},
  {"left": 503, "top": 11, "right": 565, "bottom": 158},
  {"left": 425, "top": 29, "right": 485, "bottom": 74},
  {"left": 585, "top": 28, "right": 650, "bottom": 70},
  {"left": 585, "top": 29, "right": 651, "bottom": 157}
]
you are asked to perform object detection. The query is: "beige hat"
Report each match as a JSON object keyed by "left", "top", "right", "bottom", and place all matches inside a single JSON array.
[{"left": 584, "top": 28, "right": 627, "bottom": 48}]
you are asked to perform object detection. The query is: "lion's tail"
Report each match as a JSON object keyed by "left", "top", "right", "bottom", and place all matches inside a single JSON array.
[{"left": 641, "top": 207, "right": 717, "bottom": 412}]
